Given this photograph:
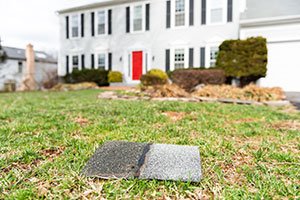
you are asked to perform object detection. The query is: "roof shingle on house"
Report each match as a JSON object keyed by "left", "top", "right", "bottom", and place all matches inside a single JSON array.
[
  {"left": 2, "top": 46, "right": 57, "bottom": 64},
  {"left": 57, "top": 0, "right": 142, "bottom": 14},
  {"left": 241, "top": 0, "right": 300, "bottom": 20}
]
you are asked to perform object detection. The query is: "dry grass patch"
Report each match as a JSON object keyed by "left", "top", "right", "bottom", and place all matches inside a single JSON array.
[
  {"left": 162, "top": 111, "right": 186, "bottom": 122},
  {"left": 270, "top": 120, "right": 300, "bottom": 131}
]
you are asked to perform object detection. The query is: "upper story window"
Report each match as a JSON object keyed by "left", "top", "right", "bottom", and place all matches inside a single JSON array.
[
  {"left": 133, "top": 5, "right": 143, "bottom": 31},
  {"left": 208, "top": 0, "right": 226, "bottom": 24},
  {"left": 174, "top": 48, "right": 185, "bottom": 69},
  {"left": 175, "top": 0, "right": 185, "bottom": 26},
  {"left": 18, "top": 61, "right": 23, "bottom": 73},
  {"left": 210, "top": 46, "right": 219, "bottom": 67},
  {"left": 97, "top": 11, "right": 106, "bottom": 35},
  {"left": 71, "top": 14, "right": 80, "bottom": 38}
]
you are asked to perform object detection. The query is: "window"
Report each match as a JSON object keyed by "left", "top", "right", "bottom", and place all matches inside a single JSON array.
[
  {"left": 210, "top": 47, "right": 219, "bottom": 67},
  {"left": 18, "top": 61, "right": 23, "bottom": 73},
  {"left": 210, "top": 0, "right": 223, "bottom": 23},
  {"left": 174, "top": 49, "right": 185, "bottom": 69},
  {"left": 72, "top": 56, "right": 79, "bottom": 69},
  {"left": 98, "top": 53, "right": 106, "bottom": 69},
  {"left": 175, "top": 0, "right": 185, "bottom": 26},
  {"left": 97, "top": 11, "right": 106, "bottom": 35},
  {"left": 71, "top": 14, "right": 79, "bottom": 38},
  {"left": 133, "top": 5, "right": 143, "bottom": 31}
]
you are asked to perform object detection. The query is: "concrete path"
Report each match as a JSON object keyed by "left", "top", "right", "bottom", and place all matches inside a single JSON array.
[{"left": 285, "top": 92, "right": 300, "bottom": 110}]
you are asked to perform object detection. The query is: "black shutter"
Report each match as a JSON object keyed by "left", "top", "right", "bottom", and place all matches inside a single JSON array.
[
  {"left": 81, "top": 54, "right": 85, "bottom": 69},
  {"left": 227, "top": 0, "right": 233, "bottom": 22},
  {"left": 91, "top": 12, "right": 95, "bottom": 36},
  {"left": 189, "top": 48, "right": 194, "bottom": 68},
  {"left": 200, "top": 47, "right": 205, "bottom": 67},
  {"left": 166, "top": 1, "right": 171, "bottom": 28},
  {"left": 126, "top": 7, "right": 130, "bottom": 33},
  {"left": 108, "top": 9, "right": 112, "bottom": 34},
  {"left": 165, "top": 49, "right": 170, "bottom": 71},
  {"left": 91, "top": 54, "right": 95, "bottom": 69},
  {"left": 108, "top": 53, "right": 112, "bottom": 71},
  {"left": 81, "top": 13, "right": 84, "bottom": 37},
  {"left": 146, "top": 4, "right": 150, "bottom": 31},
  {"left": 66, "top": 56, "right": 69, "bottom": 74},
  {"left": 201, "top": 0, "right": 206, "bottom": 25},
  {"left": 189, "top": 0, "right": 194, "bottom": 26},
  {"left": 66, "top": 16, "right": 69, "bottom": 39}
]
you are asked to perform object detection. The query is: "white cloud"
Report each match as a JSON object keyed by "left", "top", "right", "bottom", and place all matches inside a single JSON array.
[{"left": 0, "top": 0, "right": 102, "bottom": 52}]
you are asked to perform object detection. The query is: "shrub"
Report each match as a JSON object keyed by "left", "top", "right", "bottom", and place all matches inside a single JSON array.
[
  {"left": 64, "top": 69, "right": 109, "bottom": 86},
  {"left": 216, "top": 37, "right": 268, "bottom": 86},
  {"left": 140, "top": 69, "right": 169, "bottom": 86},
  {"left": 170, "top": 69, "right": 226, "bottom": 92},
  {"left": 140, "top": 74, "right": 168, "bottom": 86},
  {"left": 108, "top": 71, "right": 123, "bottom": 83},
  {"left": 147, "top": 69, "right": 168, "bottom": 80}
]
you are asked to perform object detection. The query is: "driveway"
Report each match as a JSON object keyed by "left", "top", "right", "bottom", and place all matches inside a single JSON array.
[{"left": 285, "top": 92, "right": 300, "bottom": 110}]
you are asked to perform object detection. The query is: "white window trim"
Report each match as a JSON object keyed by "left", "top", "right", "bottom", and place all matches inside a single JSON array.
[
  {"left": 95, "top": 9, "right": 108, "bottom": 36},
  {"left": 130, "top": 3, "right": 146, "bottom": 33},
  {"left": 95, "top": 51, "right": 108, "bottom": 70},
  {"left": 205, "top": 44, "right": 221, "bottom": 68},
  {"left": 170, "top": 46, "right": 189, "bottom": 71},
  {"left": 69, "top": 13, "right": 81, "bottom": 39},
  {"left": 206, "top": 0, "right": 228, "bottom": 26},
  {"left": 171, "top": 0, "right": 189, "bottom": 29},
  {"left": 71, "top": 54, "right": 81, "bottom": 72}
]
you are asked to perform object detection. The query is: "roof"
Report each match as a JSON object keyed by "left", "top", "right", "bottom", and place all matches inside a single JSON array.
[
  {"left": 2, "top": 46, "right": 57, "bottom": 64},
  {"left": 57, "top": 0, "right": 142, "bottom": 14},
  {"left": 241, "top": 0, "right": 300, "bottom": 20}
]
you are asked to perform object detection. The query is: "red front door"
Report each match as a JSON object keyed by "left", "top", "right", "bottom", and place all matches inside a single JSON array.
[{"left": 132, "top": 51, "right": 143, "bottom": 80}]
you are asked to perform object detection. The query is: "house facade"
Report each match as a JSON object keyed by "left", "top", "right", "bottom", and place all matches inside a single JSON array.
[
  {"left": 57, "top": 0, "right": 300, "bottom": 92},
  {"left": 0, "top": 45, "right": 57, "bottom": 91}
]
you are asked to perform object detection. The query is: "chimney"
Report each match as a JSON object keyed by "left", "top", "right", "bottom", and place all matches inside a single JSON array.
[{"left": 19, "top": 44, "right": 37, "bottom": 91}]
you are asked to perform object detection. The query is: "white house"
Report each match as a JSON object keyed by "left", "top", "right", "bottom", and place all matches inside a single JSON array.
[
  {"left": 0, "top": 44, "right": 57, "bottom": 91},
  {"left": 57, "top": 0, "right": 300, "bottom": 92}
]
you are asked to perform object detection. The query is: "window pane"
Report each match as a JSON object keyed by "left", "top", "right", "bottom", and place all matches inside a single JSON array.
[
  {"left": 210, "top": 47, "right": 219, "bottom": 67},
  {"left": 176, "top": 0, "right": 185, "bottom": 12},
  {"left": 98, "top": 54, "right": 106, "bottom": 69},
  {"left": 174, "top": 49, "right": 185, "bottom": 69},
  {"left": 98, "top": 11, "right": 106, "bottom": 35},
  {"left": 71, "top": 15, "right": 79, "bottom": 37},
  {"left": 133, "top": 5, "right": 143, "bottom": 31},
  {"left": 175, "top": 0, "right": 185, "bottom": 26},
  {"left": 211, "top": 8, "right": 223, "bottom": 23},
  {"left": 72, "top": 56, "right": 79, "bottom": 69}
]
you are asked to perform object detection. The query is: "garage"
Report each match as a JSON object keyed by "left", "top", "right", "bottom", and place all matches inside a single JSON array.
[{"left": 240, "top": 20, "right": 300, "bottom": 92}]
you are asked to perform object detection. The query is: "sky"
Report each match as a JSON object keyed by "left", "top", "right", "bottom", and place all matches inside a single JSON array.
[{"left": 0, "top": 0, "right": 101, "bottom": 53}]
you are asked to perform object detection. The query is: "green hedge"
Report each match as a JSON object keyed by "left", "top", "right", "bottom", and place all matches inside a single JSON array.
[
  {"left": 216, "top": 37, "right": 268, "bottom": 79},
  {"left": 64, "top": 69, "right": 109, "bottom": 86}
]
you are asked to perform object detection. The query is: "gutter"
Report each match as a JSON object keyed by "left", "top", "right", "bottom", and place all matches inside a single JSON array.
[
  {"left": 57, "top": 0, "right": 142, "bottom": 14},
  {"left": 240, "top": 15, "right": 300, "bottom": 27}
]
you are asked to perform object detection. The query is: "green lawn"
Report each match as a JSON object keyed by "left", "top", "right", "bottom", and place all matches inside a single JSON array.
[{"left": 0, "top": 90, "right": 299, "bottom": 199}]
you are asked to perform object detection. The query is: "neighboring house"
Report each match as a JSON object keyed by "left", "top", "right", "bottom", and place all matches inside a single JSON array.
[
  {"left": 0, "top": 45, "right": 57, "bottom": 91},
  {"left": 57, "top": 0, "right": 300, "bottom": 92}
]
